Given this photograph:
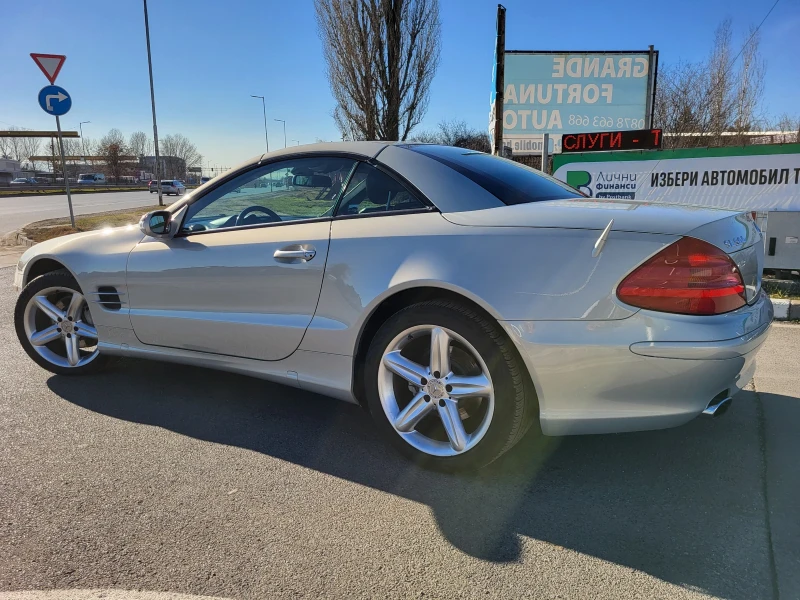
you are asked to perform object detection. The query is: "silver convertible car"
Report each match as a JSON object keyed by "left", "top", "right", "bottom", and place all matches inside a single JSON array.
[{"left": 13, "top": 142, "right": 773, "bottom": 470}]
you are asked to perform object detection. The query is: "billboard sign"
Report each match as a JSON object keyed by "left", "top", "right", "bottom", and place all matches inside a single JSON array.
[
  {"left": 561, "top": 128, "right": 662, "bottom": 153},
  {"left": 552, "top": 144, "right": 800, "bottom": 211},
  {"left": 498, "top": 50, "right": 657, "bottom": 154}
]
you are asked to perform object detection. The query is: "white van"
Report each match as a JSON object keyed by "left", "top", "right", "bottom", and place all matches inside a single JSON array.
[{"left": 77, "top": 173, "right": 106, "bottom": 184}]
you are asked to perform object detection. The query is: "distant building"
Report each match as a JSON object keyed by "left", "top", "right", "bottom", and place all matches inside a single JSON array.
[
  {"left": 140, "top": 155, "right": 187, "bottom": 179},
  {"left": 0, "top": 158, "right": 22, "bottom": 186}
]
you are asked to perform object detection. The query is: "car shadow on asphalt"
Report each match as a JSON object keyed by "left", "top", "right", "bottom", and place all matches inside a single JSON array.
[{"left": 48, "top": 358, "right": 776, "bottom": 600}]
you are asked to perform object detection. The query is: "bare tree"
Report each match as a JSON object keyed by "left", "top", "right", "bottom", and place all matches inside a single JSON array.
[
  {"left": 80, "top": 137, "right": 99, "bottom": 159},
  {"left": 21, "top": 136, "right": 42, "bottom": 171},
  {"left": 97, "top": 128, "right": 130, "bottom": 182},
  {"left": 2, "top": 126, "right": 29, "bottom": 162},
  {"left": 0, "top": 134, "right": 11, "bottom": 159},
  {"left": 733, "top": 26, "right": 764, "bottom": 129},
  {"left": 315, "top": 0, "right": 441, "bottom": 141},
  {"left": 412, "top": 119, "right": 490, "bottom": 152},
  {"left": 129, "top": 131, "right": 152, "bottom": 158},
  {"left": 773, "top": 113, "right": 800, "bottom": 143},
  {"left": 160, "top": 133, "right": 202, "bottom": 178},
  {"left": 654, "top": 19, "right": 766, "bottom": 148}
]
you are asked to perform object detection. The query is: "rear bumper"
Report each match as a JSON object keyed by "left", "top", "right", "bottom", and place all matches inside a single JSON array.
[{"left": 502, "top": 292, "right": 773, "bottom": 436}]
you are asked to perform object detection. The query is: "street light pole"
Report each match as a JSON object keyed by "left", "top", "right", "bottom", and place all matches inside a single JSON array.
[
  {"left": 274, "top": 119, "right": 286, "bottom": 148},
  {"left": 251, "top": 95, "right": 269, "bottom": 153},
  {"left": 291, "top": 139, "right": 300, "bottom": 146},
  {"left": 143, "top": 0, "right": 163, "bottom": 206},
  {"left": 78, "top": 121, "right": 90, "bottom": 163}
]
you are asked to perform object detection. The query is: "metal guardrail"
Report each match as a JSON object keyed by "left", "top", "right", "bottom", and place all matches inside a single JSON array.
[
  {"left": 0, "top": 184, "right": 148, "bottom": 194},
  {"left": 0, "top": 183, "right": 198, "bottom": 193}
]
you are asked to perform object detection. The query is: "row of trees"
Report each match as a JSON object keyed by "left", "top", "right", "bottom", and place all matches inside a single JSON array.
[
  {"left": 653, "top": 19, "right": 799, "bottom": 148},
  {"left": 412, "top": 119, "right": 490, "bottom": 152},
  {"left": 0, "top": 127, "right": 202, "bottom": 180}
]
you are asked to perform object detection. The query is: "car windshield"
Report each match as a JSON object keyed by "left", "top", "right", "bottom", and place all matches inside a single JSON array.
[{"left": 407, "top": 144, "right": 584, "bottom": 205}]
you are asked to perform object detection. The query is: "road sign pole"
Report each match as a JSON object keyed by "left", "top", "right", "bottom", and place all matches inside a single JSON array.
[
  {"left": 492, "top": 4, "right": 506, "bottom": 156},
  {"left": 645, "top": 45, "right": 655, "bottom": 129},
  {"left": 55, "top": 115, "right": 75, "bottom": 228},
  {"left": 143, "top": 0, "right": 163, "bottom": 207},
  {"left": 541, "top": 133, "right": 550, "bottom": 174}
]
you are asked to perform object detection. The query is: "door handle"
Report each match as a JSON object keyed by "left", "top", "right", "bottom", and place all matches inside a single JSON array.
[{"left": 274, "top": 247, "right": 316, "bottom": 261}]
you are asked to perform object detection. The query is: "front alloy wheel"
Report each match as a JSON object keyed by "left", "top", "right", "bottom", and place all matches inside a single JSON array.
[
  {"left": 365, "top": 300, "right": 535, "bottom": 471},
  {"left": 15, "top": 270, "right": 110, "bottom": 375}
]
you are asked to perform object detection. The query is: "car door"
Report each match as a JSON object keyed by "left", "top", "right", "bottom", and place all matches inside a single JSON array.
[{"left": 126, "top": 155, "right": 357, "bottom": 361}]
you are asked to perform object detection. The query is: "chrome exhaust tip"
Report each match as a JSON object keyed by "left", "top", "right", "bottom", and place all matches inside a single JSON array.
[{"left": 703, "top": 395, "right": 732, "bottom": 417}]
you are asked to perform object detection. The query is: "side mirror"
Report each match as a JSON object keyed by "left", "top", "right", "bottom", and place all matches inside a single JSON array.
[{"left": 139, "top": 210, "right": 172, "bottom": 237}]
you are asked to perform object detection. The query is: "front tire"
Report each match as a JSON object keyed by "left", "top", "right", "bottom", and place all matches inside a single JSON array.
[
  {"left": 364, "top": 300, "right": 536, "bottom": 471},
  {"left": 14, "top": 270, "right": 111, "bottom": 376}
]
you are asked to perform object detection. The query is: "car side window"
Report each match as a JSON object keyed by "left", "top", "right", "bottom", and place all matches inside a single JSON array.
[
  {"left": 182, "top": 157, "right": 356, "bottom": 233},
  {"left": 335, "top": 163, "right": 425, "bottom": 217}
]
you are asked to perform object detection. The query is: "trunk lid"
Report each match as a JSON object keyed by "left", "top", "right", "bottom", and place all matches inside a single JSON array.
[
  {"left": 443, "top": 197, "right": 763, "bottom": 302},
  {"left": 443, "top": 198, "right": 757, "bottom": 239}
]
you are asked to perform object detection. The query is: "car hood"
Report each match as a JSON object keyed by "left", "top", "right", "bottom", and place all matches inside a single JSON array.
[{"left": 20, "top": 225, "right": 145, "bottom": 268}]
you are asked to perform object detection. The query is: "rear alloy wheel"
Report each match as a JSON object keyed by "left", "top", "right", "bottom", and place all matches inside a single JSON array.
[
  {"left": 365, "top": 300, "right": 535, "bottom": 471},
  {"left": 15, "top": 270, "right": 111, "bottom": 376}
]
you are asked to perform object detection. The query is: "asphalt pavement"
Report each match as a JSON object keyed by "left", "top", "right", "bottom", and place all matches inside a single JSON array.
[
  {"left": 0, "top": 191, "right": 163, "bottom": 237},
  {"left": 1, "top": 265, "right": 798, "bottom": 599}
]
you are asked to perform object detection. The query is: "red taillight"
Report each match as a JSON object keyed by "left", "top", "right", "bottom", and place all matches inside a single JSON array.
[{"left": 617, "top": 237, "right": 746, "bottom": 315}]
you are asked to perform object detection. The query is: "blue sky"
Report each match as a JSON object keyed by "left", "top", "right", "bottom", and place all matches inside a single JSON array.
[{"left": 2, "top": 0, "right": 798, "bottom": 170}]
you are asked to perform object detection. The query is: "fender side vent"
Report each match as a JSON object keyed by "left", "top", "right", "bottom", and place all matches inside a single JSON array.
[{"left": 94, "top": 286, "right": 123, "bottom": 311}]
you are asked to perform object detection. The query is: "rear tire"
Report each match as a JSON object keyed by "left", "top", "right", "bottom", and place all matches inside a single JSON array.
[{"left": 364, "top": 300, "right": 536, "bottom": 471}]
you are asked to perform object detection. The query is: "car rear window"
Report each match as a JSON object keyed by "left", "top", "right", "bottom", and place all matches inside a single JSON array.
[
  {"left": 406, "top": 144, "right": 583, "bottom": 205},
  {"left": 161, "top": 180, "right": 174, "bottom": 185}
]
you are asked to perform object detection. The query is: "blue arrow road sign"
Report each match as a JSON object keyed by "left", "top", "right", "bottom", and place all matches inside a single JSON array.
[{"left": 38, "top": 85, "right": 71, "bottom": 116}]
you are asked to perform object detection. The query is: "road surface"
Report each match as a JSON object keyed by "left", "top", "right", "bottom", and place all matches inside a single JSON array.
[
  {"left": 0, "top": 191, "right": 164, "bottom": 237},
  {"left": 1, "top": 266, "right": 797, "bottom": 599}
]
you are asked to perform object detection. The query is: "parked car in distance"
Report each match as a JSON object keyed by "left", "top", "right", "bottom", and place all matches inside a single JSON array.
[
  {"left": 200, "top": 176, "right": 212, "bottom": 184},
  {"left": 149, "top": 180, "right": 186, "bottom": 195},
  {"left": 77, "top": 173, "right": 106, "bottom": 184},
  {"left": 10, "top": 178, "right": 38, "bottom": 185},
  {"left": 12, "top": 142, "right": 773, "bottom": 471}
]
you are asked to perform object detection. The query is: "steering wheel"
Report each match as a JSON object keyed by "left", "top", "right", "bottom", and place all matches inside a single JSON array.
[{"left": 235, "top": 205, "right": 282, "bottom": 226}]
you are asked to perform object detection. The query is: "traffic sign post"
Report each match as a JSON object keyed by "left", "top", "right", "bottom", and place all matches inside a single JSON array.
[
  {"left": 31, "top": 54, "right": 75, "bottom": 227},
  {"left": 53, "top": 115, "right": 75, "bottom": 228}
]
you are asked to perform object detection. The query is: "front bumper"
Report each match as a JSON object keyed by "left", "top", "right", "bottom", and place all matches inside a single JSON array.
[{"left": 502, "top": 292, "right": 773, "bottom": 436}]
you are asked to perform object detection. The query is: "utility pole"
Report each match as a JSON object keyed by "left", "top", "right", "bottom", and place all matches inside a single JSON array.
[
  {"left": 275, "top": 119, "right": 286, "bottom": 148},
  {"left": 79, "top": 121, "right": 90, "bottom": 163},
  {"left": 143, "top": 0, "right": 163, "bottom": 206},
  {"left": 492, "top": 4, "right": 506, "bottom": 156},
  {"left": 251, "top": 95, "right": 269, "bottom": 153}
]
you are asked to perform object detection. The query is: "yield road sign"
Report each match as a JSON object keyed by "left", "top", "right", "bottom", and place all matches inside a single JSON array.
[
  {"left": 38, "top": 85, "right": 71, "bottom": 116},
  {"left": 30, "top": 53, "right": 66, "bottom": 84}
]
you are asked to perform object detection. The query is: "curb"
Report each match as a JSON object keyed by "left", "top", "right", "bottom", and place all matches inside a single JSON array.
[
  {"left": 771, "top": 298, "right": 800, "bottom": 321},
  {"left": 2, "top": 230, "right": 37, "bottom": 247}
]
